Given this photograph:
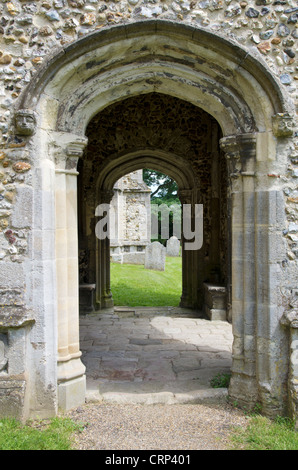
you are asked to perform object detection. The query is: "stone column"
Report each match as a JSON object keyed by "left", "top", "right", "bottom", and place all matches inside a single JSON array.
[
  {"left": 95, "top": 189, "right": 115, "bottom": 310},
  {"left": 254, "top": 114, "right": 294, "bottom": 416},
  {"left": 54, "top": 134, "right": 88, "bottom": 411},
  {"left": 220, "top": 133, "right": 259, "bottom": 408}
]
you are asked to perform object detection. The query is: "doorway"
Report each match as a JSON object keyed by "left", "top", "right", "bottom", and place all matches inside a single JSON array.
[
  {"left": 13, "top": 19, "right": 290, "bottom": 417},
  {"left": 77, "top": 92, "right": 232, "bottom": 403},
  {"left": 78, "top": 92, "right": 228, "bottom": 313},
  {"left": 110, "top": 168, "right": 182, "bottom": 308}
]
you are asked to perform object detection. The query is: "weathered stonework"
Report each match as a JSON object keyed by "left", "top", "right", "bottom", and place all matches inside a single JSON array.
[
  {"left": 110, "top": 170, "right": 151, "bottom": 265},
  {"left": 0, "top": 1, "right": 296, "bottom": 421}
]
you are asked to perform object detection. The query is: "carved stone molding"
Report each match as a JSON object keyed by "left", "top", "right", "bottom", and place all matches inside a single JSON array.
[
  {"left": 49, "top": 132, "right": 88, "bottom": 170},
  {"left": 66, "top": 137, "right": 88, "bottom": 158},
  {"left": 272, "top": 113, "right": 295, "bottom": 138},
  {"left": 281, "top": 309, "right": 298, "bottom": 329},
  {"left": 220, "top": 133, "right": 256, "bottom": 158},
  {"left": 14, "top": 109, "right": 37, "bottom": 136},
  {"left": 220, "top": 133, "right": 256, "bottom": 178}
]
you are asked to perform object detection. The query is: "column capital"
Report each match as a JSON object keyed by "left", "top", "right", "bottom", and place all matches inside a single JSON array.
[
  {"left": 220, "top": 133, "right": 257, "bottom": 159},
  {"left": 220, "top": 133, "right": 257, "bottom": 178},
  {"left": 48, "top": 131, "right": 88, "bottom": 170},
  {"left": 66, "top": 137, "right": 88, "bottom": 158},
  {"left": 219, "top": 135, "right": 241, "bottom": 159}
]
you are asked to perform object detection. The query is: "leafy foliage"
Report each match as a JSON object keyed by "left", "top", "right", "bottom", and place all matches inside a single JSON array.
[
  {"left": 210, "top": 372, "right": 231, "bottom": 389},
  {"left": 143, "top": 169, "right": 181, "bottom": 244},
  {"left": 143, "top": 169, "right": 179, "bottom": 203}
]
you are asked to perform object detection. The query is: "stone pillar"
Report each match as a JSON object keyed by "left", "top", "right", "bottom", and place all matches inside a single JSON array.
[
  {"left": 220, "top": 131, "right": 290, "bottom": 415},
  {"left": 209, "top": 121, "right": 221, "bottom": 282},
  {"left": 220, "top": 133, "right": 259, "bottom": 408},
  {"left": 54, "top": 134, "right": 87, "bottom": 411},
  {"left": 95, "top": 189, "right": 115, "bottom": 310}
]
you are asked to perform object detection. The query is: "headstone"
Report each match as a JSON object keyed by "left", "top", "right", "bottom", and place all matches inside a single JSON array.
[
  {"left": 144, "top": 242, "right": 166, "bottom": 271},
  {"left": 166, "top": 236, "right": 180, "bottom": 257},
  {"left": 110, "top": 170, "right": 151, "bottom": 264}
]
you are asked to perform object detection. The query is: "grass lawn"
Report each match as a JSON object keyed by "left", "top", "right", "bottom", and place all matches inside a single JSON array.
[
  {"left": 110, "top": 256, "right": 182, "bottom": 307},
  {"left": 0, "top": 417, "right": 82, "bottom": 450},
  {"left": 230, "top": 415, "right": 298, "bottom": 450}
]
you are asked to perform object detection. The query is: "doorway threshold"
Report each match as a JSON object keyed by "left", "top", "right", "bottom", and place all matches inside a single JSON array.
[{"left": 79, "top": 308, "right": 232, "bottom": 406}]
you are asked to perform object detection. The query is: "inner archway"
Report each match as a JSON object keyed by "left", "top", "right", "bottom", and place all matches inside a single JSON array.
[
  {"left": 78, "top": 92, "right": 228, "bottom": 315},
  {"left": 109, "top": 168, "right": 183, "bottom": 309},
  {"left": 76, "top": 92, "right": 233, "bottom": 401}
]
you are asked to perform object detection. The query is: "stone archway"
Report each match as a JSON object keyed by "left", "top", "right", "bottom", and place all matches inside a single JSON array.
[
  {"left": 13, "top": 20, "right": 295, "bottom": 418},
  {"left": 78, "top": 93, "right": 226, "bottom": 314}
]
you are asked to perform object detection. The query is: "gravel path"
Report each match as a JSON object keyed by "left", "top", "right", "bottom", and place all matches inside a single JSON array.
[{"left": 67, "top": 402, "right": 248, "bottom": 450}]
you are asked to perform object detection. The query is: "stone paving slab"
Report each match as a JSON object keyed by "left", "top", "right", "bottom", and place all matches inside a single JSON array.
[{"left": 79, "top": 308, "right": 233, "bottom": 405}]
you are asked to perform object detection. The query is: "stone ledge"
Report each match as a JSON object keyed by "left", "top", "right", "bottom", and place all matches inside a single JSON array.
[
  {"left": 203, "top": 283, "right": 227, "bottom": 321},
  {"left": 0, "top": 307, "right": 35, "bottom": 329}
]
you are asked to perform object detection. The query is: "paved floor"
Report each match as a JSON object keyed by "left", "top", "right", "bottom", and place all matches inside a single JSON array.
[{"left": 79, "top": 307, "right": 233, "bottom": 405}]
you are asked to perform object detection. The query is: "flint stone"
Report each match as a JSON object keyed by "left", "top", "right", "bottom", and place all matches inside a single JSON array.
[
  {"left": 145, "top": 242, "right": 166, "bottom": 271},
  {"left": 11, "top": 186, "right": 32, "bottom": 228},
  {"left": 246, "top": 7, "right": 259, "bottom": 18},
  {"left": 45, "top": 10, "right": 61, "bottom": 22},
  {"left": 166, "top": 236, "right": 180, "bottom": 257},
  {"left": 277, "top": 23, "right": 290, "bottom": 37}
]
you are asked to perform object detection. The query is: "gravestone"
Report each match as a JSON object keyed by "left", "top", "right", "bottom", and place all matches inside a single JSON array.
[
  {"left": 110, "top": 170, "right": 151, "bottom": 265},
  {"left": 166, "top": 236, "right": 180, "bottom": 257},
  {"left": 145, "top": 242, "right": 166, "bottom": 271}
]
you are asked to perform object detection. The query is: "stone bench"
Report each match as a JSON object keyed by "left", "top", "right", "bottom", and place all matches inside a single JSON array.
[
  {"left": 79, "top": 284, "right": 96, "bottom": 313},
  {"left": 203, "top": 283, "right": 227, "bottom": 321}
]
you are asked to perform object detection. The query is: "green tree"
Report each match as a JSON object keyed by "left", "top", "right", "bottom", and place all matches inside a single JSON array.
[
  {"left": 143, "top": 169, "right": 181, "bottom": 244},
  {"left": 143, "top": 169, "right": 179, "bottom": 204}
]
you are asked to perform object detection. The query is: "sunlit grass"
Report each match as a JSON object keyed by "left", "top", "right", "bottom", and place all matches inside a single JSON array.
[
  {"left": 230, "top": 415, "right": 298, "bottom": 450},
  {"left": 0, "top": 417, "right": 82, "bottom": 450},
  {"left": 110, "top": 256, "right": 182, "bottom": 307}
]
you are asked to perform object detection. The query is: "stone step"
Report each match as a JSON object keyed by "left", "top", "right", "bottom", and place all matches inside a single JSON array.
[{"left": 86, "top": 387, "right": 228, "bottom": 406}]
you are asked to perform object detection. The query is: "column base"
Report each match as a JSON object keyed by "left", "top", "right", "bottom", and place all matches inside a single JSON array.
[
  {"left": 58, "top": 375, "right": 86, "bottom": 412},
  {"left": 57, "top": 355, "right": 86, "bottom": 411},
  {"left": 228, "top": 372, "right": 258, "bottom": 410},
  {"left": 102, "top": 296, "right": 114, "bottom": 309},
  {"left": 97, "top": 293, "right": 114, "bottom": 310},
  {"left": 179, "top": 292, "right": 194, "bottom": 309}
]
